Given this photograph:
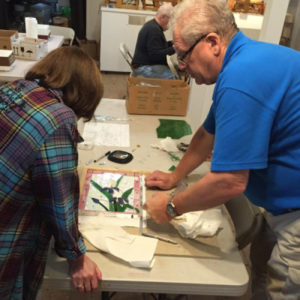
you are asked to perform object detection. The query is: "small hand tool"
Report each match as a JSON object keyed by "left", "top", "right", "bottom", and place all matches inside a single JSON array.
[{"left": 86, "top": 151, "right": 111, "bottom": 165}]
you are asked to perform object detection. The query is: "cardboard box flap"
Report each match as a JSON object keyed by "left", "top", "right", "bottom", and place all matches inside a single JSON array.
[
  {"left": 128, "top": 76, "right": 188, "bottom": 88},
  {"left": 0, "top": 30, "right": 18, "bottom": 38},
  {"left": 0, "top": 30, "right": 18, "bottom": 50}
]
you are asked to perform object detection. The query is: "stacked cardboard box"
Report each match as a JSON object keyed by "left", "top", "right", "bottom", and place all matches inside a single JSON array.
[{"left": 0, "top": 50, "right": 15, "bottom": 71}]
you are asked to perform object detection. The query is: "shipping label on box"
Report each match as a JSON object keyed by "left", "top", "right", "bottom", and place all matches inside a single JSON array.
[{"left": 126, "top": 77, "right": 190, "bottom": 116}]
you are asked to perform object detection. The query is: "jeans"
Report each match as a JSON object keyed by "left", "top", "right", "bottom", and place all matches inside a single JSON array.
[
  {"left": 132, "top": 64, "right": 176, "bottom": 79},
  {"left": 250, "top": 210, "right": 300, "bottom": 300}
]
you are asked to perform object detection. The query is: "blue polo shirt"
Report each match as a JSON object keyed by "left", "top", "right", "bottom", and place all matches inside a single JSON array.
[{"left": 204, "top": 31, "right": 300, "bottom": 215}]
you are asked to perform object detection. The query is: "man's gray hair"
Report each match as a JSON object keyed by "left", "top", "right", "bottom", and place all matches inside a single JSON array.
[
  {"left": 171, "top": 0, "right": 238, "bottom": 44},
  {"left": 156, "top": 2, "right": 174, "bottom": 18}
]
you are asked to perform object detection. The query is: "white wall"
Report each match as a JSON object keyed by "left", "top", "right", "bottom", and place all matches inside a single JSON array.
[{"left": 259, "top": 0, "right": 289, "bottom": 43}]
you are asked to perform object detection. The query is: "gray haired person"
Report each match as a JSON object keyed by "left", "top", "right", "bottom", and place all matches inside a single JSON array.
[{"left": 132, "top": 2, "right": 176, "bottom": 79}]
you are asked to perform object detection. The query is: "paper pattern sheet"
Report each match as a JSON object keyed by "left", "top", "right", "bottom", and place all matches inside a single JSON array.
[{"left": 82, "top": 122, "right": 130, "bottom": 147}]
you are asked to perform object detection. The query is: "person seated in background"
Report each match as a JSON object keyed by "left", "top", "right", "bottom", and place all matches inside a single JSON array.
[
  {"left": 131, "top": 2, "right": 176, "bottom": 79},
  {"left": 0, "top": 46, "right": 104, "bottom": 299}
]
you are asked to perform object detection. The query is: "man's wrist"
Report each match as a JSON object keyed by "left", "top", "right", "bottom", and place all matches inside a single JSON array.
[{"left": 166, "top": 192, "right": 180, "bottom": 218}]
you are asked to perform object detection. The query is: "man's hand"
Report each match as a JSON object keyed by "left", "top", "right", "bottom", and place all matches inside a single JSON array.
[
  {"left": 143, "top": 191, "right": 172, "bottom": 224},
  {"left": 68, "top": 254, "right": 102, "bottom": 293},
  {"left": 145, "top": 170, "right": 178, "bottom": 190}
]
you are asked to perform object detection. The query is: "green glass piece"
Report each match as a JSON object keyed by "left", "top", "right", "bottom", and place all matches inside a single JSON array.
[
  {"left": 156, "top": 119, "right": 192, "bottom": 139},
  {"left": 168, "top": 165, "right": 176, "bottom": 172},
  {"left": 122, "top": 187, "right": 133, "bottom": 199},
  {"left": 168, "top": 152, "right": 180, "bottom": 162},
  {"left": 116, "top": 175, "right": 123, "bottom": 187}
]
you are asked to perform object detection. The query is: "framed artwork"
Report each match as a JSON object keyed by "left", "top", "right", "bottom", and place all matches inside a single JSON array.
[
  {"left": 79, "top": 167, "right": 149, "bottom": 219},
  {"left": 80, "top": 167, "right": 223, "bottom": 258}
]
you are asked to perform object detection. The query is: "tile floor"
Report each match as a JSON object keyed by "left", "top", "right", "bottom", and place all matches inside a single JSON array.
[
  {"left": 101, "top": 71, "right": 130, "bottom": 100},
  {"left": 37, "top": 72, "right": 253, "bottom": 300}
]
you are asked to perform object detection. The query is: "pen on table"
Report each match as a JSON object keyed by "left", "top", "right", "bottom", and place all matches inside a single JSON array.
[
  {"left": 86, "top": 151, "right": 111, "bottom": 165},
  {"left": 94, "top": 151, "right": 111, "bottom": 163}
]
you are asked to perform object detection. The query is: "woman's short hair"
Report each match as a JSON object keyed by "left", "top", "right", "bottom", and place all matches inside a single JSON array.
[
  {"left": 172, "top": 0, "right": 238, "bottom": 45},
  {"left": 25, "top": 46, "right": 104, "bottom": 121}
]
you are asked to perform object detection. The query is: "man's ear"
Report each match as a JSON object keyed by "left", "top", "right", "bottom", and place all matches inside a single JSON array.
[{"left": 206, "top": 33, "right": 221, "bottom": 56}]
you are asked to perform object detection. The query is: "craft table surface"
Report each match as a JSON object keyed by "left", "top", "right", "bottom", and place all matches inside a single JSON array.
[
  {"left": 42, "top": 98, "right": 249, "bottom": 296},
  {"left": 0, "top": 34, "right": 64, "bottom": 82}
]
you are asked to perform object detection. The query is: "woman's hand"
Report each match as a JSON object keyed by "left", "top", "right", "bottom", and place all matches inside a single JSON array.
[{"left": 68, "top": 254, "right": 102, "bottom": 293}]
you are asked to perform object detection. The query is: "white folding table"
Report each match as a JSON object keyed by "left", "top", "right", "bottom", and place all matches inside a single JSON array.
[{"left": 41, "top": 98, "right": 249, "bottom": 297}]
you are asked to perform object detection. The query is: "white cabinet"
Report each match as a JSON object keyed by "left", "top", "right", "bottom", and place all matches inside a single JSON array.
[{"left": 100, "top": 7, "right": 155, "bottom": 72}]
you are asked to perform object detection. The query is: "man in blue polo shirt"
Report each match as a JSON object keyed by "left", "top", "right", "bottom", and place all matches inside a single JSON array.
[{"left": 143, "top": 0, "right": 300, "bottom": 299}]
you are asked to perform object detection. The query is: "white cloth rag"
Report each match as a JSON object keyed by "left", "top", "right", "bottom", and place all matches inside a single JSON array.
[
  {"left": 176, "top": 208, "right": 222, "bottom": 238},
  {"left": 79, "top": 215, "right": 157, "bottom": 269},
  {"left": 151, "top": 136, "right": 179, "bottom": 152}
]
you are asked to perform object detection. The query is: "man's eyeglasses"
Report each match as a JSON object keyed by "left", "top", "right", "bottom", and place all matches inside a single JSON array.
[{"left": 177, "top": 34, "right": 208, "bottom": 65}]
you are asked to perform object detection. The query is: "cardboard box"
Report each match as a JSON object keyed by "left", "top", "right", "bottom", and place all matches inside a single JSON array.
[
  {"left": 0, "top": 30, "right": 18, "bottom": 50},
  {"left": 126, "top": 77, "right": 190, "bottom": 116},
  {"left": 0, "top": 50, "right": 15, "bottom": 71},
  {"left": 76, "top": 38, "right": 99, "bottom": 61},
  {"left": 12, "top": 37, "right": 48, "bottom": 61}
]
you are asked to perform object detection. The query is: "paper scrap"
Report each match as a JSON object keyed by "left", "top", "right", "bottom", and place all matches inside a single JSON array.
[{"left": 82, "top": 123, "right": 130, "bottom": 147}]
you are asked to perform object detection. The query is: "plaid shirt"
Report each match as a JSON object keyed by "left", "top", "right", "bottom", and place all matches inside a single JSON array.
[{"left": 0, "top": 80, "right": 86, "bottom": 300}]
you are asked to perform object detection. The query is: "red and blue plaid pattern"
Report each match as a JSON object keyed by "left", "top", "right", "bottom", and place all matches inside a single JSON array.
[{"left": 0, "top": 80, "right": 86, "bottom": 300}]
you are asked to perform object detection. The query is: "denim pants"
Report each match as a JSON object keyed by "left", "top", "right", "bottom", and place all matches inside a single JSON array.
[{"left": 132, "top": 64, "right": 176, "bottom": 79}]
